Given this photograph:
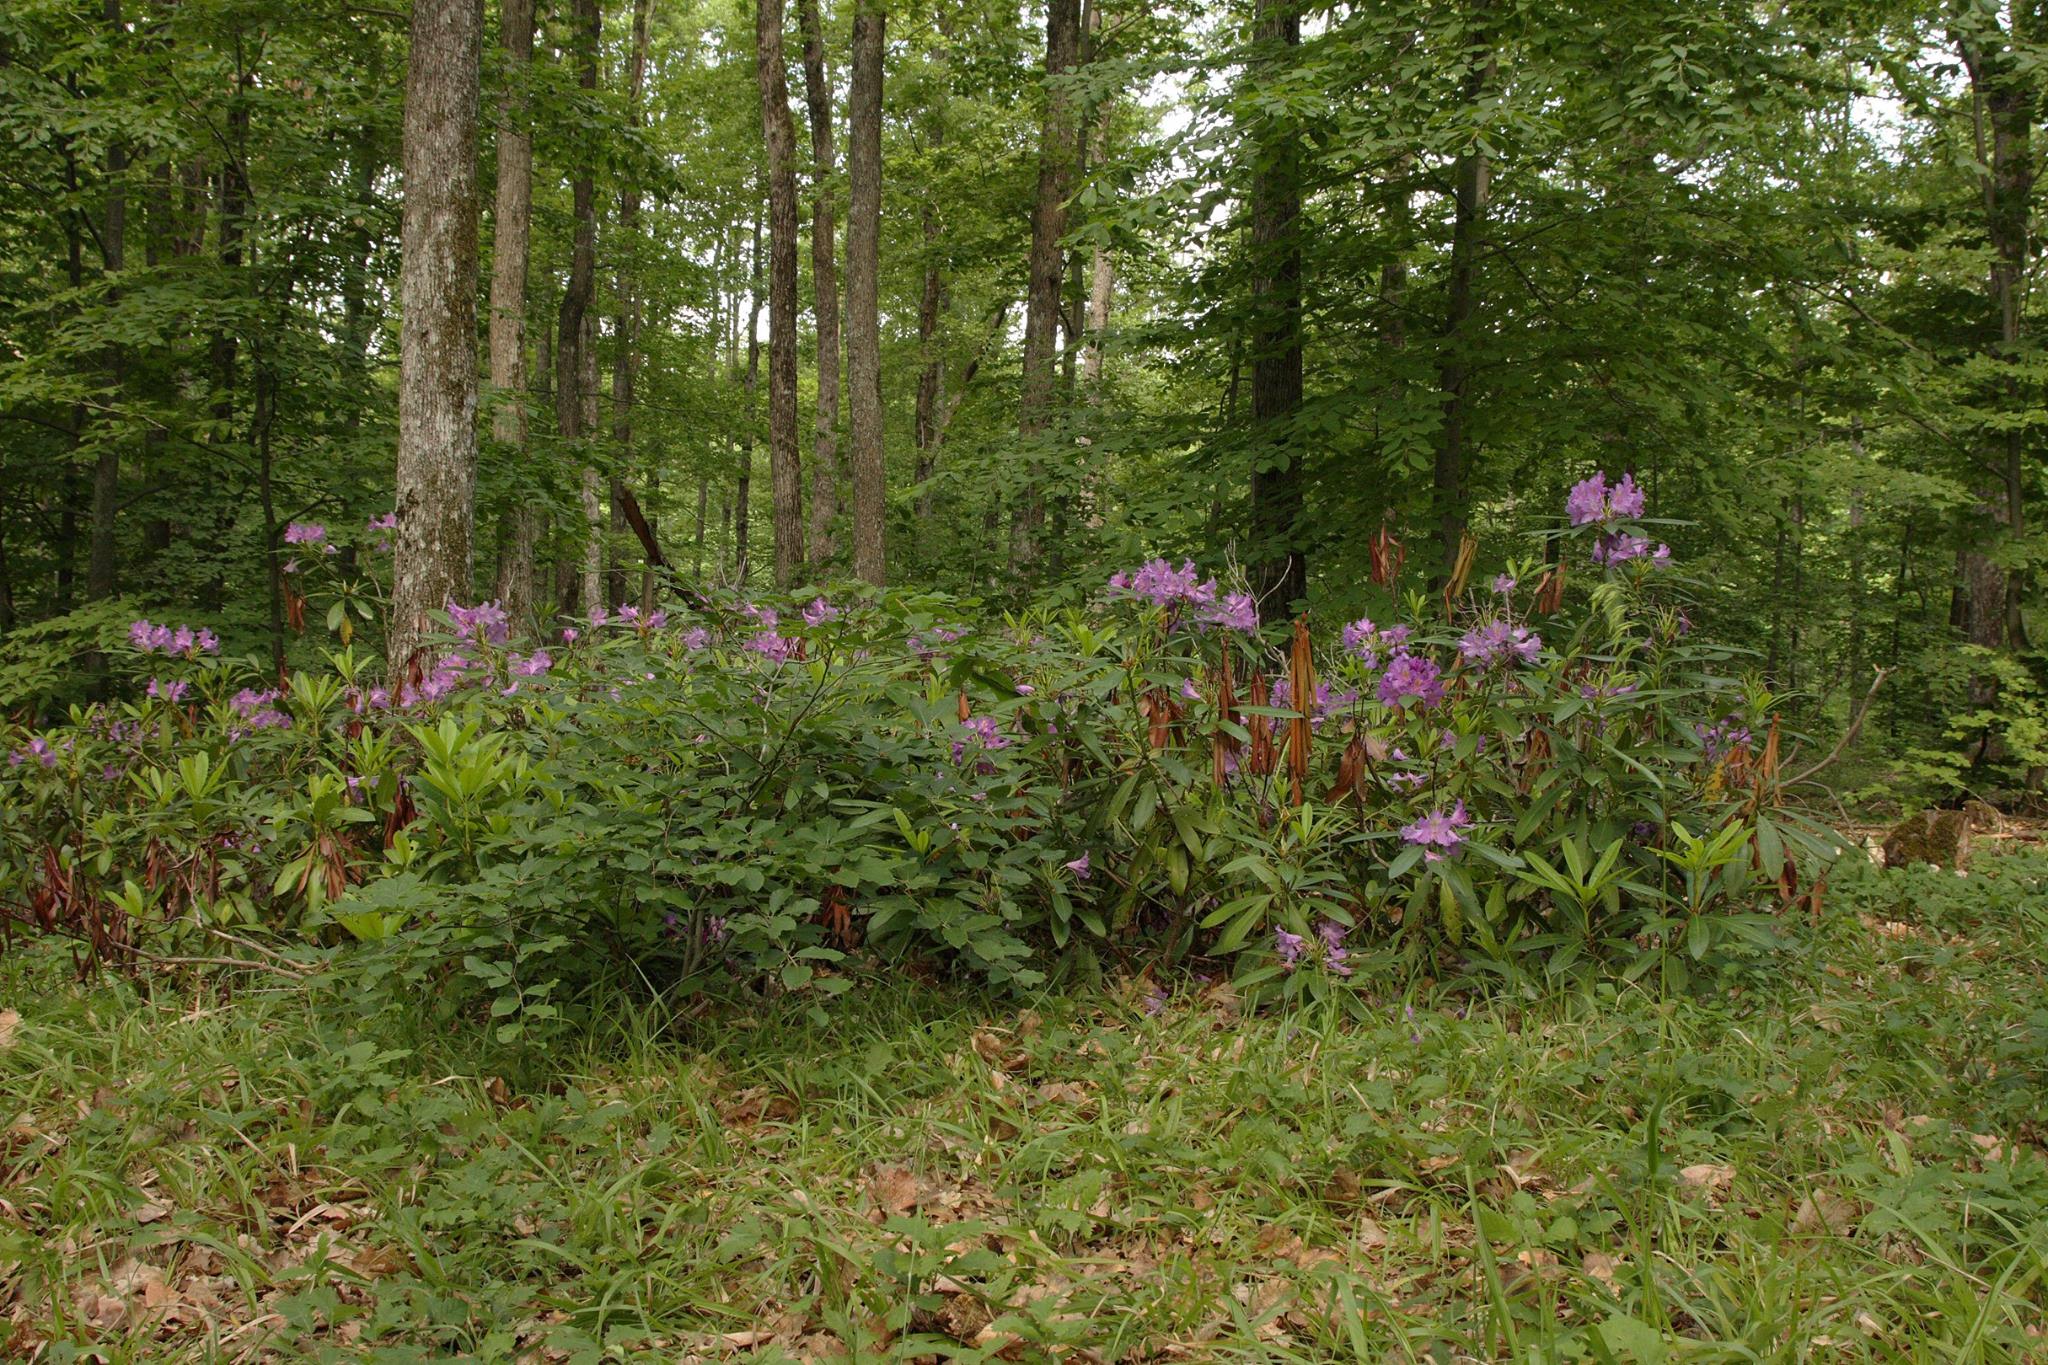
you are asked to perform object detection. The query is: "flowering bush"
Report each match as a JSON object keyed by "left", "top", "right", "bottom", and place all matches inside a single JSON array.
[{"left": 0, "top": 474, "right": 1837, "bottom": 1030}]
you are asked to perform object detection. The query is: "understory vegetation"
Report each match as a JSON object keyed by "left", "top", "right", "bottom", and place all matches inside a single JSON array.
[
  {"left": 2, "top": 851, "right": 2045, "bottom": 1361},
  {"left": 3, "top": 487, "right": 1839, "bottom": 1035}
]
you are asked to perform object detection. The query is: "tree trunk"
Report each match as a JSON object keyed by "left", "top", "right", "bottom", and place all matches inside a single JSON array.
[
  {"left": 797, "top": 0, "right": 841, "bottom": 564},
  {"left": 579, "top": 311, "right": 602, "bottom": 609},
  {"left": 556, "top": 0, "right": 600, "bottom": 616},
  {"left": 488, "top": 0, "right": 537, "bottom": 630},
  {"left": 389, "top": 0, "right": 483, "bottom": 673},
  {"left": 610, "top": 0, "right": 654, "bottom": 609},
  {"left": 87, "top": 0, "right": 127, "bottom": 603},
  {"left": 844, "top": 0, "right": 888, "bottom": 585},
  {"left": 1957, "top": 15, "right": 2035, "bottom": 670},
  {"left": 1246, "top": 0, "right": 1305, "bottom": 610},
  {"left": 1433, "top": 5, "right": 1493, "bottom": 580},
  {"left": 1012, "top": 0, "right": 1082, "bottom": 569},
  {"left": 913, "top": 199, "right": 945, "bottom": 510},
  {"left": 737, "top": 213, "right": 763, "bottom": 582},
  {"left": 758, "top": 0, "right": 807, "bottom": 585}
]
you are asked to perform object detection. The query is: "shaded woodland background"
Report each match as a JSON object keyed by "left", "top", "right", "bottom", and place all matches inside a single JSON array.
[{"left": 2, "top": 0, "right": 2045, "bottom": 801}]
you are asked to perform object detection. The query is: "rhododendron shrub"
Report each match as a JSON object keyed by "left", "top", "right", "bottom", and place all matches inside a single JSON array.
[{"left": 0, "top": 477, "right": 1835, "bottom": 1028}]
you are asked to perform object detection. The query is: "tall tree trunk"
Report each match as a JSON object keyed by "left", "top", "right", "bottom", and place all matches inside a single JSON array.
[
  {"left": 87, "top": 0, "right": 128, "bottom": 603},
  {"left": 737, "top": 214, "right": 763, "bottom": 582},
  {"left": 1433, "top": 5, "right": 1493, "bottom": 579},
  {"left": 1245, "top": 0, "right": 1305, "bottom": 610},
  {"left": 490, "top": 0, "right": 538, "bottom": 631},
  {"left": 389, "top": 0, "right": 484, "bottom": 672},
  {"left": 844, "top": 0, "right": 888, "bottom": 585},
  {"left": 913, "top": 199, "right": 945, "bottom": 508},
  {"left": 1012, "top": 0, "right": 1082, "bottom": 570},
  {"left": 579, "top": 311, "right": 602, "bottom": 609},
  {"left": 758, "top": 0, "right": 806, "bottom": 585},
  {"left": 1956, "top": 14, "right": 2035, "bottom": 678},
  {"left": 610, "top": 0, "right": 654, "bottom": 609},
  {"left": 797, "top": 0, "right": 840, "bottom": 564},
  {"left": 556, "top": 0, "right": 600, "bottom": 616}
]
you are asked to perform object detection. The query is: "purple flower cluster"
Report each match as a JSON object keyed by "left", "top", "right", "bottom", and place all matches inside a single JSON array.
[
  {"left": 230, "top": 687, "right": 291, "bottom": 730},
  {"left": 1108, "top": 559, "right": 1257, "bottom": 632},
  {"left": 8, "top": 736, "right": 57, "bottom": 770},
  {"left": 283, "top": 521, "right": 330, "bottom": 546},
  {"left": 952, "top": 714, "right": 1013, "bottom": 763},
  {"left": 1376, "top": 652, "right": 1445, "bottom": 710},
  {"left": 1566, "top": 471, "right": 1647, "bottom": 527},
  {"left": 446, "top": 600, "right": 510, "bottom": 646},
  {"left": 1274, "top": 919, "right": 1353, "bottom": 975},
  {"left": 802, "top": 597, "right": 840, "bottom": 627},
  {"left": 129, "top": 620, "right": 219, "bottom": 656},
  {"left": 1590, "top": 533, "right": 1671, "bottom": 567},
  {"left": 1401, "top": 800, "right": 1472, "bottom": 861},
  {"left": 147, "top": 677, "right": 191, "bottom": 704},
  {"left": 1457, "top": 619, "right": 1542, "bottom": 669},
  {"left": 1696, "top": 715, "right": 1752, "bottom": 761}
]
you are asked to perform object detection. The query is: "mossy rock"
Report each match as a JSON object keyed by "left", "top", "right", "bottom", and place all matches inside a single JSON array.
[{"left": 1882, "top": 803, "right": 1997, "bottom": 869}]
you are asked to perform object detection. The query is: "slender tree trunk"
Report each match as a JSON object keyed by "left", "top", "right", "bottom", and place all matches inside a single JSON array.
[
  {"left": 389, "top": 0, "right": 484, "bottom": 672},
  {"left": 490, "top": 0, "right": 538, "bottom": 630},
  {"left": 844, "top": 0, "right": 888, "bottom": 585},
  {"left": 797, "top": 0, "right": 841, "bottom": 564},
  {"left": 737, "top": 213, "right": 763, "bottom": 582},
  {"left": 556, "top": 0, "right": 600, "bottom": 616},
  {"left": 913, "top": 199, "right": 945, "bottom": 508},
  {"left": 1246, "top": 0, "right": 1305, "bottom": 610},
  {"left": 610, "top": 0, "right": 654, "bottom": 609},
  {"left": 757, "top": 0, "right": 806, "bottom": 585},
  {"left": 87, "top": 0, "right": 128, "bottom": 603},
  {"left": 1433, "top": 6, "right": 1493, "bottom": 580},
  {"left": 1012, "top": 0, "right": 1082, "bottom": 569},
  {"left": 579, "top": 312, "right": 602, "bottom": 608}
]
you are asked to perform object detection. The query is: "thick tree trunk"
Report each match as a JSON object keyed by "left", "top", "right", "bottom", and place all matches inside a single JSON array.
[
  {"left": 389, "top": 0, "right": 483, "bottom": 673},
  {"left": 1246, "top": 0, "right": 1305, "bottom": 610},
  {"left": 556, "top": 0, "right": 600, "bottom": 616},
  {"left": 844, "top": 0, "right": 888, "bottom": 585},
  {"left": 489, "top": 0, "right": 537, "bottom": 630},
  {"left": 1957, "top": 18, "right": 2035, "bottom": 662},
  {"left": 797, "top": 0, "right": 840, "bottom": 564},
  {"left": 1012, "top": 0, "right": 1082, "bottom": 569},
  {"left": 1433, "top": 6, "right": 1493, "bottom": 579},
  {"left": 758, "top": 0, "right": 806, "bottom": 585}
]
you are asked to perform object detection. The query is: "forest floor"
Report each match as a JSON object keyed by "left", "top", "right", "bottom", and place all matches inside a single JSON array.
[{"left": 2, "top": 855, "right": 2046, "bottom": 1363}]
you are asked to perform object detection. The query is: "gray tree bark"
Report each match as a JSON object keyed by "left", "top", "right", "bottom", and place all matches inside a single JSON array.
[
  {"left": 1011, "top": 0, "right": 1082, "bottom": 569},
  {"left": 798, "top": 0, "right": 841, "bottom": 564},
  {"left": 488, "top": 0, "right": 537, "bottom": 631},
  {"left": 759, "top": 0, "right": 807, "bottom": 585},
  {"left": 390, "top": 0, "right": 484, "bottom": 673},
  {"left": 844, "top": 0, "right": 888, "bottom": 584}
]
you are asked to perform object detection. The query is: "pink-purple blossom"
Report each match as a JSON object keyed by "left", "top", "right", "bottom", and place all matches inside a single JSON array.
[
  {"left": 446, "top": 600, "right": 510, "bottom": 646},
  {"left": 1065, "top": 853, "right": 1091, "bottom": 880},
  {"left": 1457, "top": 619, "right": 1542, "bottom": 669},
  {"left": 1401, "top": 801, "right": 1472, "bottom": 860},
  {"left": 1376, "top": 652, "right": 1445, "bottom": 710},
  {"left": 1567, "top": 471, "right": 1646, "bottom": 527},
  {"left": 802, "top": 597, "right": 840, "bottom": 627},
  {"left": 283, "top": 521, "right": 328, "bottom": 545}
]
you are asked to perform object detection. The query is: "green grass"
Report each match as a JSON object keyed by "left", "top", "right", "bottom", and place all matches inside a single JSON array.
[{"left": 2, "top": 853, "right": 2046, "bottom": 1363}]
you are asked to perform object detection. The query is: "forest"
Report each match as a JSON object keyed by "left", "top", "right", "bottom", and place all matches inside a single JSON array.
[{"left": 1, "top": 0, "right": 2047, "bottom": 1359}]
